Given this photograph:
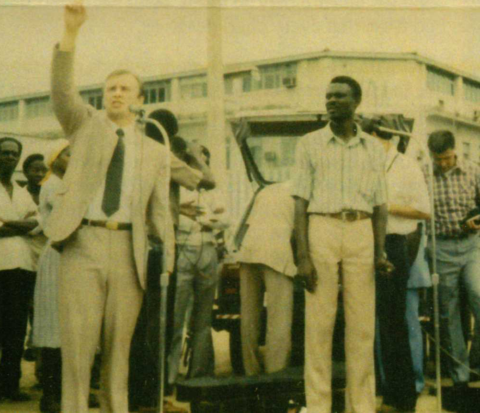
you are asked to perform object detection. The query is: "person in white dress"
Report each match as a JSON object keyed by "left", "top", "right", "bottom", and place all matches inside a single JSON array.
[{"left": 32, "top": 140, "right": 70, "bottom": 413}]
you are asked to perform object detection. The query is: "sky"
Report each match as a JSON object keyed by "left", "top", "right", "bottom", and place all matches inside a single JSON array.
[{"left": 1, "top": 0, "right": 480, "bottom": 98}]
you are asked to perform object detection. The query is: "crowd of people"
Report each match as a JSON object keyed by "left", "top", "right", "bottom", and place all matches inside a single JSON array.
[{"left": 1, "top": 3, "right": 480, "bottom": 413}]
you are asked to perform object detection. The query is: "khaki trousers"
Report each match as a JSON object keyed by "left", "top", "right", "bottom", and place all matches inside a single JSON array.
[
  {"left": 305, "top": 216, "right": 375, "bottom": 413},
  {"left": 59, "top": 226, "right": 143, "bottom": 413},
  {"left": 240, "top": 263, "right": 294, "bottom": 375}
]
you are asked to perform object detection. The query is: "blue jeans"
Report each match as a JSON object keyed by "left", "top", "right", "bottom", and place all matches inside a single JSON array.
[
  {"left": 168, "top": 243, "right": 218, "bottom": 384},
  {"left": 406, "top": 289, "right": 425, "bottom": 393},
  {"left": 434, "top": 234, "right": 480, "bottom": 384}
]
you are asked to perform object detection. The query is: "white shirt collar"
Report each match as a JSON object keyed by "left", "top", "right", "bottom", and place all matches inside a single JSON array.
[{"left": 107, "top": 119, "right": 136, "bottom": 141}]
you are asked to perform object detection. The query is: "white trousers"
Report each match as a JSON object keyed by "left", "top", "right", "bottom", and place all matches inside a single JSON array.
[
  {"left": 305, "top": 216, "right": 375, "bottom": 413},
  {"left": 240, "top": 263, "right": 294, "bottom": 375},
  {"left": 59, "top": 227, "right": 143, "bottom": 413}
]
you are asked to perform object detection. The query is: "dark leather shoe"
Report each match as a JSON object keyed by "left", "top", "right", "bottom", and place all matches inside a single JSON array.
[
  {"left": 3, "top": 390, "right": 32, "bottom": 402},
  {"left": 88, "top": 392, "right": 100, "bottom": 408},
  {"left": 40, "top": 396, "right": 61, "bottom": 413},
  {"left": 23, "top": 348, "right": 38, "bottom": 362},
  {"left": 443, "top": 383, "right": 469, "bottom": 412}
]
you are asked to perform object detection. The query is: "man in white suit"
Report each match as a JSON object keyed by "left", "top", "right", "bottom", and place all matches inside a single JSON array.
[{"left": 46, "top": 4, "right": 211, "bottom": 412}]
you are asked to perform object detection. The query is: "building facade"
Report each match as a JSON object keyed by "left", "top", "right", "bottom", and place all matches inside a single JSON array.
[{"left": 2, "top": 50, "right": 480, "bottom": 223}]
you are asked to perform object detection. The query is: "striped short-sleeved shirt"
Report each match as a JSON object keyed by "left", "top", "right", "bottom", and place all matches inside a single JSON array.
[
  {"left": 291, "top": 124, "right": 387, "bottom": 214},
  {"left": 423, "top": 158, "right": 480, "bottom": 237}
]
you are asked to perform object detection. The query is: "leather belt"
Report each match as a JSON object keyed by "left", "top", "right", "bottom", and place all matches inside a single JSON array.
[
  {"left": 437, "top": 233, "right": 470, "bottom": 241},
  {"left": 81, "top": 219, "right": 132, "bottom": 231},
  {"left": 315, "top": 210, "right": 371, "bottom": 222}
]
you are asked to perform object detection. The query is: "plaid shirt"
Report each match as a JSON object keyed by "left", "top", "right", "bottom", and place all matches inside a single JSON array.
[{"left": 423, "top": 158, "right": 480, "bottom": 237}]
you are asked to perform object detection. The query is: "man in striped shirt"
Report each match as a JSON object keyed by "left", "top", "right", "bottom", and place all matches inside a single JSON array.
[
  {"left": 292, "top": 76, "right": 391, "bottom": 413},
  {"left": 425, "top": 130, "right": 480, "bottom": 399}
]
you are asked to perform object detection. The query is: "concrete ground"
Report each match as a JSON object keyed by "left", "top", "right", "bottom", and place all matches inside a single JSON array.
[{"left": 0, "top": 331, "right": 464, "bottom": 412}]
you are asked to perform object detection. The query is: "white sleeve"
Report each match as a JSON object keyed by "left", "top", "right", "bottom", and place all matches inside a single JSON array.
[{"left": 410, "top": 160, "right": 431, "bottom": 215}]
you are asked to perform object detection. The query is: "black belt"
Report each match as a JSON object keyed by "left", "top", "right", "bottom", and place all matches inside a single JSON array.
[
  {"left": 81, "top": 219, "right": 132, "bottom": 231},
  {"left": 313, "top": 210, "right": 371, "bottom": 222},
  {"left": 386, "top": 234, "right": 407, "bottom": 239},
  {"left": 436, "top": 233, "right": 470, "bottom": 241}
]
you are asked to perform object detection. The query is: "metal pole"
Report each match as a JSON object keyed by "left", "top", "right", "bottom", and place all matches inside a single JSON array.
[
  {"left": 207, "top": 0, "right": 227, "bottom": 191},
  {"left": 139, "top": 117, "right": 171, "bottom": 413},
  {"left": 427, "top": 156, "right": 443, "bottom": 413},
  {"left": 409, "top": 133, "right": 442, "bottom": 412}
]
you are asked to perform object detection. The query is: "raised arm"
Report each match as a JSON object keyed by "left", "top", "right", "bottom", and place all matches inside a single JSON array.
[
  {"left": 60, "top": 3, "right": 87, "bottom": 52},
  {"left": 51, "top": 3, "right": 90, "bottom": 136},
  {"left": 185, "top": 142, "right": 216, "bottom": 189}
]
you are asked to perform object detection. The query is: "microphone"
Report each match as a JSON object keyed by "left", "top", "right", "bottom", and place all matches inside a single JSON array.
[{"left": 129, "top": 105, "right": 145, "bottom": 120}]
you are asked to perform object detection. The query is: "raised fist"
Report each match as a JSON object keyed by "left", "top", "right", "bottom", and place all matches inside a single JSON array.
[{"left": 64, "top": 2, "right": 87, "bottom": 33}]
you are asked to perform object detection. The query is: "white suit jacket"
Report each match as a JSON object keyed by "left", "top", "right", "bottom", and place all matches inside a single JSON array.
[{"left": 45, "top": 46, "right": 179, "bottom": 288}]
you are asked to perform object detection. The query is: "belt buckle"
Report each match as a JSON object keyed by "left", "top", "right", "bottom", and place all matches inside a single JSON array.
[
  {"left": 105, "top": 221, "right": 119, "bottom": 231},
  {"left": 341, "top": 210, "right": 357, "bottom": 222}
]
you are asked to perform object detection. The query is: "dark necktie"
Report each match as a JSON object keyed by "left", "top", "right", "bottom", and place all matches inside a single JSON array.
[{"left": 102, "top": 128, "right": 125, "bottom": 217}]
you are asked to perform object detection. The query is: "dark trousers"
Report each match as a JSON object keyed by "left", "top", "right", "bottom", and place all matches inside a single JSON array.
[
  {"left": 40, "top": 348, "right": 62, "bottom": 404},
  {"left": 376, "top": 235, "right": 417, "bottom": 410},
  {"left": 0, "top": 269, "right": 36, "bottom": 394},
  {"left": 129, "top": 247, "right": 176, "bottom": 409}
]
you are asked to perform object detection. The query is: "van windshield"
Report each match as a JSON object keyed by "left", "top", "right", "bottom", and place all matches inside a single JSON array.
[{"left": 246, "top": 135, "right": 301, "bottom": 183}]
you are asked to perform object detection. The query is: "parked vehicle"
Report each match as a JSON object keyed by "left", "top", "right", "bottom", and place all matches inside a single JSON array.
[{"left": 179, "top": 111, "right": 415, "bottom": 412}]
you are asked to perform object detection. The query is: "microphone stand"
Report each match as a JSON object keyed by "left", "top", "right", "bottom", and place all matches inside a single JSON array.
[{"left": 135, "top": 109, "right": 171, "bottom": 413}]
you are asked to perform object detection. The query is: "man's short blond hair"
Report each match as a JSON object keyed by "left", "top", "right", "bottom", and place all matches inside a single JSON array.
[{"left": 105, "top": 69, "right": 145, "bottom": 97}]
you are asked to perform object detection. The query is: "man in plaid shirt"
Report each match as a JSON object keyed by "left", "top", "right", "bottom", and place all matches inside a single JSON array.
[{"left": 425, "top": 130, "right": 480, "bottom": 398}]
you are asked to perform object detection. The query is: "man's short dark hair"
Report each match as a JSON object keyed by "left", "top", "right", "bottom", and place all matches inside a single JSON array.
[
  {"left": 0, "top": 137, "right": 23, "bottom": 156},
  {"left": 146, "top": 109, "right": 179, "bottom": 144},
  {"left": 23, "top": 153, "right": 44, "bottom": 174},
  {"left": 330, "top": 76, "right": 362, "bottom": 103},
  {"left": 428, "top": 130, "right": 455, "bottom": 154},
  {"left": 171, "top": 135, "right": 188, "bottom": 161}
]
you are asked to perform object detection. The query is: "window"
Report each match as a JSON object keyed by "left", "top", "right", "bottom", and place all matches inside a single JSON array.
[
  {"left": 427, "top": 67, "right": 455, "bottom": 96},
  {"left": 261, "top": 63, "right": 296, "bottom": 90},
  {"left": 464, "top": 80, "right": 480, "bottom": 103},
  {"left": 463, "top": 141, "right": 471, "bottom": 160},
  {"left": 242, "top": 62, "right": 297, "bottom": 92},
  {"left": 0, "top": 101, "right": 19, "bottom": 122},
  {"left": 242, "top": 74, "right": 252, "bottom": 93},
  {"left": 144, "top": 80, "right": 171, "bottom": 104},
  {"left": 180, "top": 76, "right": 207, "bottom": 99},
  {"left": 25, "top": 96, "right": 52, "bottom": 119},
  {"left": 226, "top": 136, "right": 231, "bottom": 169},
  {"left": 224, "top": 76, "right": 234, "bottom": 95},
  {"left": 81, "top": 89, "right": 103, "bottom": 110}
]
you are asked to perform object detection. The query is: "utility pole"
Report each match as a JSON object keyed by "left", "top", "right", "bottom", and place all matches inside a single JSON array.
[{"left": 207, "top": 0, "right": 227, "bottom": 191}]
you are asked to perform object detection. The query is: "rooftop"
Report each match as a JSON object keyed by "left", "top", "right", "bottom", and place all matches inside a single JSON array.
[{"left": 1, "top": 49, "right": 479, "bottom": 104}]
